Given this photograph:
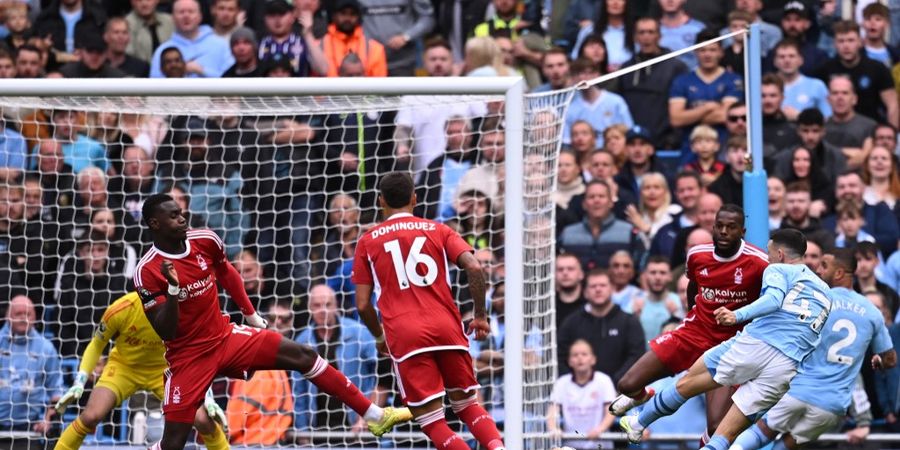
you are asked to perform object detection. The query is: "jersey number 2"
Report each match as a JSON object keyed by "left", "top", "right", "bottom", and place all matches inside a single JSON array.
[
  {"left": 826, "top": 319, "right": 857, "bottom": 366},
  {"left": 384, "top": 237, "right": 438, "bottom": 290}
]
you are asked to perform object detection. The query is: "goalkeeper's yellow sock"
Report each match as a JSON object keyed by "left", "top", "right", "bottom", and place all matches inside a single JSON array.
[
  {"left": 55, "top": 417, "right": 93, "bottom": 450},
  {"left": 199, "top": 424, "right": 229, "bottom": 450}
]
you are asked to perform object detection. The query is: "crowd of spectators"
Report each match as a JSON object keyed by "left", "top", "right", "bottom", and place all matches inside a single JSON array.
[{"left": 0, "top": 0, "right": 899, "bottom": 447}]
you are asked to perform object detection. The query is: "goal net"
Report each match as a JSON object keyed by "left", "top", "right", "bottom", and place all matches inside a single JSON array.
[{"left": 0, "top": 78, "right": 571, "bottom": 450}]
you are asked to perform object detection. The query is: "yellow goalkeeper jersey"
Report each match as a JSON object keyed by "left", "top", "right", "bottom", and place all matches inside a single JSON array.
[{"left": 80, "top": 292, "right": 167, "bottom": 374}]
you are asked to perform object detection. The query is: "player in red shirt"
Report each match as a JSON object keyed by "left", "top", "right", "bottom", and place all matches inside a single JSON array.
[
  {"left": 608, "top": 204, "right": 768, "bottom": 442},
  {"left": 352, "top": 172, "right": 505, "bottom": 450},
  {"left": 134, "top": 193, "right": 411, "bottom": 450}
]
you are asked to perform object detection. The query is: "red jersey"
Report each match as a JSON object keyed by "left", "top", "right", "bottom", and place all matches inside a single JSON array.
[
  {"left": 683, "top": 239, "right": 768, "bottom": 339},
  {"left": 351, "top": 213, "right": 473, "bottom": 362},
  {"left": 134, "top": 229, "right": 230, "bottom": 361}
]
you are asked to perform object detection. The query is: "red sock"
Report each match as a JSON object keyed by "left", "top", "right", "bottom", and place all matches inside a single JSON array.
[
  {"left": 451, "top": 396, "right": 505, "bottom": 450},
  {"left": 628, "top": 387, "right": 652, "bottom": 401},
  {"left": 699, "top": 430, "right": 710, "bottom": 448},
  {"left": 304, "top": 355, "right": 372, "bottom": 416},
  {"left": 418, "top": 410, "right": 470, "bottom": 450}
]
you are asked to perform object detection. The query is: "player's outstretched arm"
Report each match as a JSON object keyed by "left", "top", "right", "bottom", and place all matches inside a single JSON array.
[
  {"left": 717, "top": 289, "right": 783, "bottom": 325},
  {"left": 458, "top": 251, "right": 489, "bottom": 340},
  {"left": 213, "top": 257, "right": 267, "bottom": 327},
  {"left": 55, "top": 324, "right": 114, "bottom": 413},
  {"left": 355, "top": 283, "right": 387, "bottom": 353},
  {"left": 147, "top": 259, "right": 182, "bottom": 341}
]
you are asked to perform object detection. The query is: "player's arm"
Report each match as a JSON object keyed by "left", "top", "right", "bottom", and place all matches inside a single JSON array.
[
  {"left": 686, "top": 279, "right": 698, "bottom": 311},
  {"left": 146, "top": 259, "right": 182, "bottom": 341},
  {"left": 871, "top": 323, "right": 897, "bottom": 370},
  {"left": 458, "top": 250, "right": 490, "bottom": 340},
  {"left": 56, "top": 314, "right": 117, "bottom": 412},
  {"left": 356, "top": 283, "right": 386, "bottom": 352},
  {"left": 714, "top": 288, "right": 783, "bottom": 326},
  {"left": 213, "top": 254, "right": 267, "bottom": 328}
]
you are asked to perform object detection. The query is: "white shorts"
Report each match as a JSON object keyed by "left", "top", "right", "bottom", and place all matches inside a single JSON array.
[
  {"left": 703, "top": 334, "right": 797, "bottom": 418},
  {"left": 764, "top": 394, "right": 841, "bottom": 444}
]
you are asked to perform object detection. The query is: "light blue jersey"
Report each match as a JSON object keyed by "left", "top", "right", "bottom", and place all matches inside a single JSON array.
[
  {"left": 736, "top": 264, "right": 832, "bottom": 362},
  {"left": 788, "top": 287, "right": 894, "bottom": 416},
  {"left": 783, "top": 75, "right": 832, "bottom": 118}
]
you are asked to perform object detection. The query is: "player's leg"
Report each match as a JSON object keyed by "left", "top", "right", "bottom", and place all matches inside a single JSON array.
[
  {"left": 704, "top": 385, "right": 733, "bottom": 441},
  {"left": 620, "top": 346, "right": 723, "bottom": 443},
  {"left": 705, "top": 340, "right": 798, "bottom": 450},
  {"left": 410, "top": 398, "right": 470, "bottom": 450},
  {"left": 150, "top": 421, "right": 194, "bottom": 450},
  {"left": 398, "top": 353, "right": 470, "bottom": 450},
  {"left": 55, "top": 387, "right": 118, "bottom": 450},
  {"left": 192, "top": 407, "right": 229, "bottom": 450},
  {"left": 703, "top": 404, "right": 751, "bottom": 449},
  {"left": 271, "top": 335, "right": 389, "bottom": 425},
  {"left": 440, "top": 350, "right": 504, "bottom": 450},
  {"left": 610, "top": 350, "right": 671, "bottom": 415},
  {"left": 731, "top": 418, "right": 777, "bottom": 450}
]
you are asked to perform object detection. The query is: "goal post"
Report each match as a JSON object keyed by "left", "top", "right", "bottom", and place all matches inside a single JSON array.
[{"left": 0, "top": 76, "right": 570, "bottom": 450}]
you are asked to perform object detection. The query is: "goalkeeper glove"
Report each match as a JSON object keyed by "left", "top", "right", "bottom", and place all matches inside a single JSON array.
[
  {"left": 244, "top": 312, "right": 268, "bottom": 329},
  {"left": 55, "top": 371, "right": 88, "bottom": 413},
  {"left": 204, "top": 388, "right": 228, "bottom": 434}
]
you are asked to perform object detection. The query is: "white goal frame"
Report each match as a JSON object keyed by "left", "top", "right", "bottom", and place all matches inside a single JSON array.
[{"left": 0, "top": 76, "right": 529, "bottom": 450}]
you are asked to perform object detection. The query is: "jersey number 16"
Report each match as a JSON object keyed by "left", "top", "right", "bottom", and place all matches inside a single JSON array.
[{"left": 384, "top": 237, "right": 438, "bottom": 290}]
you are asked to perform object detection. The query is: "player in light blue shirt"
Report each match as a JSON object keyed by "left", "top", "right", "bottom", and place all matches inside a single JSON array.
[
  {"left": 731, "top": 249, "right": 896, "bottom": 450},
  {"left": 617, "top": 229, "right": 831, "bottom": 450}
]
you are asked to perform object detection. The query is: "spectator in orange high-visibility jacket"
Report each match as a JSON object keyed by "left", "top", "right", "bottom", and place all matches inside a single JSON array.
[
  {"left": 321, "top": 0, "right": 387, "bottom": 77},
  {"left": 226, "top": 369, "right": 294, "bottom": 445}
]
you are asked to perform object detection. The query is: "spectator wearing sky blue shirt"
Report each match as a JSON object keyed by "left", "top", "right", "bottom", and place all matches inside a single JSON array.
[
  {"left": 658, "top": 0, "right": 705, "bottom": 70},
  {"left": 39, "top": 110, "right": 107, "bottom": 175},
  {"left": 149, "top": 0, "right": 234, "bottom": 78},
  {"left": 862, "top": 3, "right": 900, "bottom": 68},
  {"left": 0, "top": 296, "right": 63, "bottom": 436},
  {"left": 773, "top": 40, "right": 831, "bottom": 120},
  {"left": 0, "top": 124, "right": 27, "bottom": 179},
  {"left": 668, "top": 29, "right": 742, "bottom": 158},
  {"left": 563, "top": 58, "right": 633, "bottom": 149}
]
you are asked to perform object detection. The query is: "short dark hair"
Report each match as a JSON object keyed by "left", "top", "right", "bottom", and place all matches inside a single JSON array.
[
  {"left": 832, "top": 20, "right": 860, "bottom": 36},
  {"left": 797, "top": 108, "right": 825, "bottom": 126},
  {"left": 873, "top": 122, "right": 897, "bottom": 136},
  {"left": 423, "top": 36, "right": 452, "bottom": 53},
  {"left": 142, "top": 193, "right": 175, "bottom": 225},
  {"left": 645, "top": 255, "right": 670, "bottom": 267},
  {"left": 786, "top": 180, "right": 811, "bottom": 195},
  {"left": 695, "top": 29, "right": 721, "bottom": 46},
  {"left": 15, "top": 44, "right": 41, "bottom": 59},
  {"left": 774, "top": 39, "right": 802, "bottom": 55},
  {"left": 570, "top": 57, "right": 599, "bottom": 75},
  {"left": 829, "top": 248, "right": 858, "bottom": 275},
  {"left": 854, "top": 241, "right": 879, "bottom": 259},
  {"left": 585, "top": 268, "right": 610, "bottom": 281},
  {"left": 675, "top": 170, "right": 702, "bottom": 188},
  {"left": 863, "top": 2, "right": 889, "bottom": 19},
  {"left": 762, "top": 73, "right": 784, "bottom": 92},
  {"left": 770, "top": 228, "right": 807, "bottom": 258},
  {"left": 717, "top": 204, "right": 745, "bottom": 226},
  {"left": 541, "top": 46, "right": 569, "bottom": 64},
  {"left": 378, "top": 172, "right": 415, "bottom": 208},
  {"left": 584, "top": 178, "right": 611, "bottom": 195}
]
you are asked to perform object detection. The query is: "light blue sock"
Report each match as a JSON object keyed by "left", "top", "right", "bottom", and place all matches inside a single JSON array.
[
  {"left": 637, "top": 383, "right": 687, "bottom": 427},
  {"left": 731, "top": 423, "right": 772, "bottom": 450},
  {"left": 703, "top": 434, "right": 731, "bottom": 450}
]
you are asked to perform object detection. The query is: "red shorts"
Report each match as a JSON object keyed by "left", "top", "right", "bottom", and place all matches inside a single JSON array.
[
  {"left": 649, "top": 325, "right": 731, "bottom": 374},
  {"left": 393, "top": 349, "right": 480, "bottom": 407},
  {"left": 162, "top": 323, "right": 282, "bottom": 423}
]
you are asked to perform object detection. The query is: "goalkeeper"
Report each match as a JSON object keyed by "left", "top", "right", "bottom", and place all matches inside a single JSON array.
[{"left": 54, "top": 292, "right": 229, "bottom": 450}]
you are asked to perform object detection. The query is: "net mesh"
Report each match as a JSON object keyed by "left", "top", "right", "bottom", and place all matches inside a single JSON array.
[{"left": 0, "top": 87, "right": 571, "bottom": 449}]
